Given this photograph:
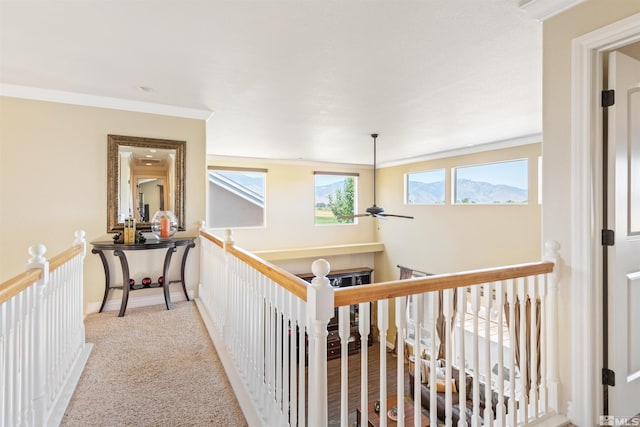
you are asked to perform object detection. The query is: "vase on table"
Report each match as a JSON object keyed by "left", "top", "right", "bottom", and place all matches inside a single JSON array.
[{"left": 151, "top": 210, "right": 178, "bottom": 239}]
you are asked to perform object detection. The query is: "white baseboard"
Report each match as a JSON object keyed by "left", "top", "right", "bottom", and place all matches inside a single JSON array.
[
  {"left": 47, "top": 343, "right": 93, "bottom": 427},
  {"left": 525, "top": 413, "right": 572, "bottom": 426},
  {"left": 87, "top": 289, "right": 195, "bottom": 314},
  {"left": 194, "top": 298, "right": 264, "bottom": 427}
]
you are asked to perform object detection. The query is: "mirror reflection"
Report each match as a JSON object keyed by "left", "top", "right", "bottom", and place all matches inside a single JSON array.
[{"left": 108, "top": 135, "right": 185, "bottom": 232}]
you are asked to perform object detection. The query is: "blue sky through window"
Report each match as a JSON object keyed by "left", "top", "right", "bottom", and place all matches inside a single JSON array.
[
  {"left": 315, "top": 174, "right": 348, "bottom": 186},
  {"left": 410, "top": 169, "right": 444, "bottom": 184},
  {"left": 456, "top": 159, "right": 528, "bottom": 189}
]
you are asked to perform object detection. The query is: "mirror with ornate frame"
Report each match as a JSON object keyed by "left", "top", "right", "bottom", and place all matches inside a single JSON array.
[{"left": 107, "top": 135, "right": 186, "bottom": 232}]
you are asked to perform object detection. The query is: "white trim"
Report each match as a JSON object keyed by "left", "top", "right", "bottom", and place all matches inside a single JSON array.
[
  {"left": 519, "top": 0, "right": 585, "bottom": 21},
  {"left": 46, "top": 344, "right": 93, "bottom": 427},
  {"left": 570, "top": 12, "right": 640, "bottom": 427},
  {"left": 207, "top": 153, "right": 375, "bottom": 169},
  {"left": 0, "top": 83, "right": 213, "bottom": 120},
  {"left": 206, "top": 134, "right": 541, "bottom": 169},
  {"left": 194, "top": 298, "right": 264, "bottom": 426},
  {"left": 380, "top": 133, "right": 542, "bottom": 168}
]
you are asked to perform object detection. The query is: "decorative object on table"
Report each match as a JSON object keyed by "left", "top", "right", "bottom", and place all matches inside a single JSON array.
[
  {"left": 141, "top": 277, "right": 152, "bottom": 286},
  {"left": 124, "top": 215, "right": 136, "bottom": 244},
  {"left": 129, "top": 278, "right": 144, "bottom": 290},
  {"left": 151, "top": 210, "right": 178, "bottom": 239},
  {"left": 158, "top": 276, "right": 164, "bottom": 286},
  {"left": 374, "top": 400, "right": 381, "bottom": 413},
  {"left": 113, "top": 232, "right": 122, "bottom": 243},
  {"left": 387, "top": 405, "right": 398, "bottom": 422},
  {"left": 136, "top": 231, "right": 146, "bottom": 243}
]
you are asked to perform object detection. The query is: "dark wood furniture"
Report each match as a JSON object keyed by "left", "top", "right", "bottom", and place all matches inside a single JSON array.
[
  {"left": 297, "top": 267, "right": 373, "bottom": 360},
  {"left": 357, "top": 395, "right": 430, "bottom": 427},
  {"left": 91, "top": 237, "right": 196, "bottom": 317}
]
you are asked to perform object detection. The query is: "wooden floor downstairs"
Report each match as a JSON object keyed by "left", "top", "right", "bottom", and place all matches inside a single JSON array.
[{"left": 327, "top": 341, "right": 412, "bottom": 425}]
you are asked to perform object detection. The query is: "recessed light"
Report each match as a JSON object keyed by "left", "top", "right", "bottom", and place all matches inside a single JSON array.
[{"left": 145, "top": 154, "right": 153, "bottom": 158}]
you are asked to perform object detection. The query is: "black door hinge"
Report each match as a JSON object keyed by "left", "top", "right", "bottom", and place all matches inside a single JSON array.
[
  {"left": 603, "top": 368, "right": 616, "bottom": 386},
  {"left": 602, "top": 90, "right": 615, "bottom": 107},
  {"left": 602, "top": 229, "right": 615, "bottom": 246}
]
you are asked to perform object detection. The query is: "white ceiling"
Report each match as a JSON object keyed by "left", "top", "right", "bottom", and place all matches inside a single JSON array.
[{"left": 0, "top": 1, "right": 542, "bottom": 166}]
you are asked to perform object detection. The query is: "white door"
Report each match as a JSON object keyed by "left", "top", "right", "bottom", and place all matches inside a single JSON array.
[{"left": 607, "top": 50, "right": 640, "bottom": 417}]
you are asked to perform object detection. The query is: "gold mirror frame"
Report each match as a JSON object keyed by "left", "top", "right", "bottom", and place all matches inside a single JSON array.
[{"left": 107, "top": 135, "right": 186, "bottom": 232}]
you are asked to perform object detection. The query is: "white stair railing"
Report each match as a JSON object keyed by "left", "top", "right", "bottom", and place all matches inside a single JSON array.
[
  {"left": 197, "top": 228, "right": 333, "bottom": 427},
  {"left": 0, "top": 231, "right": 93, "bottom": 427},
  {"left": 197, "top": 228, "right": 564, "bottom": 427},
  {"left": 329, "top": 240, "right": 562, "bottom": 427}
]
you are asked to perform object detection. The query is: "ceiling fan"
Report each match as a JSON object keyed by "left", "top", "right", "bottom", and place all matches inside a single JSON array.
[{"left": 339, "top": 133, "right": 414, "bottom": 220}]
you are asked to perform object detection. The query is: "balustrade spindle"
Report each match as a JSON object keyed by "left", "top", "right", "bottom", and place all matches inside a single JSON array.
[
  {"left": 378, "top": 298, "right": 389, "bottom": 427},
  {"left": 395, "top": 295, "right": 407, "bottom": 425},
  {"left": 507, "top": 279, "right": 518, "bottom": 427},
  {"left": 495, "top": 281, "right": 506, "bottom": 426},
  {"left": 457, "top": 287, "right": 468, "bottom": 427},
  {"left": 338, "top": 305, "right": 350, "bottom": 425},
  {"left": 471, "top": 286, "right": 482, "bottom": 426},
  {"left": 484, "top": 283, "right": 494, "bottom": 426},
  {"left": 359, "top": 300, "right": 371, "bottom": 427},
  {"left": 529, "top": 276, "right": 539, "bottom": 420}
]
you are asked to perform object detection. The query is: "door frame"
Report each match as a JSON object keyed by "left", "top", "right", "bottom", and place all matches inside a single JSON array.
[{"left": 570, "top": 13, "right": 640, "bottom": 426}]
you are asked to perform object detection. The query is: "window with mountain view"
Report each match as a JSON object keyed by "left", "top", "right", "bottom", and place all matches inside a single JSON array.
[
  {"left": 406, "top": 169, "right": 445, "bottom": 204},
  {"left": 454, "top": 159, "right": 528, "bottom": 204},
  {"left": 208, "top": 167, "right": 266, "bottom": 228},
  {"left": 314, "top": 172, "right": 357, "bottom": 225}
]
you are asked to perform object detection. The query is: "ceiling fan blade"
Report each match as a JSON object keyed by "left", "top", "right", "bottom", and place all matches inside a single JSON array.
[
  {"left": 337, "top": 213, "right": 371, "bottom": 219},
  {"left": 377, "top": 213, "right": 414, "bottom": 219}
]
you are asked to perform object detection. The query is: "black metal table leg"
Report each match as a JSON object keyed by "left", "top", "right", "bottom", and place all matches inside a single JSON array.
[
  {"left": 180, "top": 241, "right": 196, "bottom": 301},
  {"left": 114, "top": 249, "right": 130, "bottom": 317},
  {"left": 162, "top": 246, "right": 177, "bottom": 310},
  {"left": 92, "top": 249, "right": 111, "bottom": 313}
]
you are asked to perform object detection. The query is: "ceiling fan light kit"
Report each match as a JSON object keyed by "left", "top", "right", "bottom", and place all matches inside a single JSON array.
[{"left": 339, "top": 133, "right": 413, "bottom": 220}]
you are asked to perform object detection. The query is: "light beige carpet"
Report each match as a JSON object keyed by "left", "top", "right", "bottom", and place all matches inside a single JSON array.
[{"left": 61, "top": 301, "right": 247, "bottom": 427}]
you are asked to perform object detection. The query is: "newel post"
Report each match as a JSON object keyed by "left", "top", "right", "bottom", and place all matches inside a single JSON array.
[
  {"left": 27, "top": 243, "right": 49, "bottom": 426},
  {"left": 543, "top": 240, "right": 561, "bottom": 413},
  {"left": 307, "top": 259, "right": 334, "bottom": 427},
  {"left": 74, "top": 230, "right": 87, "bottom": 258}
]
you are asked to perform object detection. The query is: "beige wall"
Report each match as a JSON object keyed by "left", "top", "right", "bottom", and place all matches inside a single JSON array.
[
  {"left": 543, "top": 0, "right": 640, "bottom": 419},
  {"left": 371, "top": 143, "right": 542, "bottom": 346},
  {"left": 0, "top": 96, "right": 206, "bottom": 312},
  {"left": 206, "top": 158, "right": 377, "bottom": 255},
  {"left": 374, "top": 143, "right": 542, "bottom": 282}
]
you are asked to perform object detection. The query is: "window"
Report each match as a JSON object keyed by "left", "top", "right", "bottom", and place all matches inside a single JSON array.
[
  {"left": 208, "top": 167, "right": 266, "bottom": 228},
  {"left": 314, "top": 172, "right": 357, "bottom": 225},
  {"left": 406, "top": 169, "right": 445, "bottom": 204},
  {"left": 453, "top": 159, "right": 528, "bottom": 204}
]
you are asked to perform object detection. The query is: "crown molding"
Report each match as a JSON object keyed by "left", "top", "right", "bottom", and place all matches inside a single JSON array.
[
  {"left": 0, "top": 83, "right": 213, "bottom": 120},
  {"left": 518, "top": 0, "right": 585, "bottom": 21},
  {"left": 378, "top": 133, "right": 542, "bottom": 168}
]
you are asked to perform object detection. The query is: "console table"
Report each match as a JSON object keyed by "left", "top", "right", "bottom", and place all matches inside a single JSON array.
[{"left": 91, "top": 237, "right": 196, "bottom": 317}]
